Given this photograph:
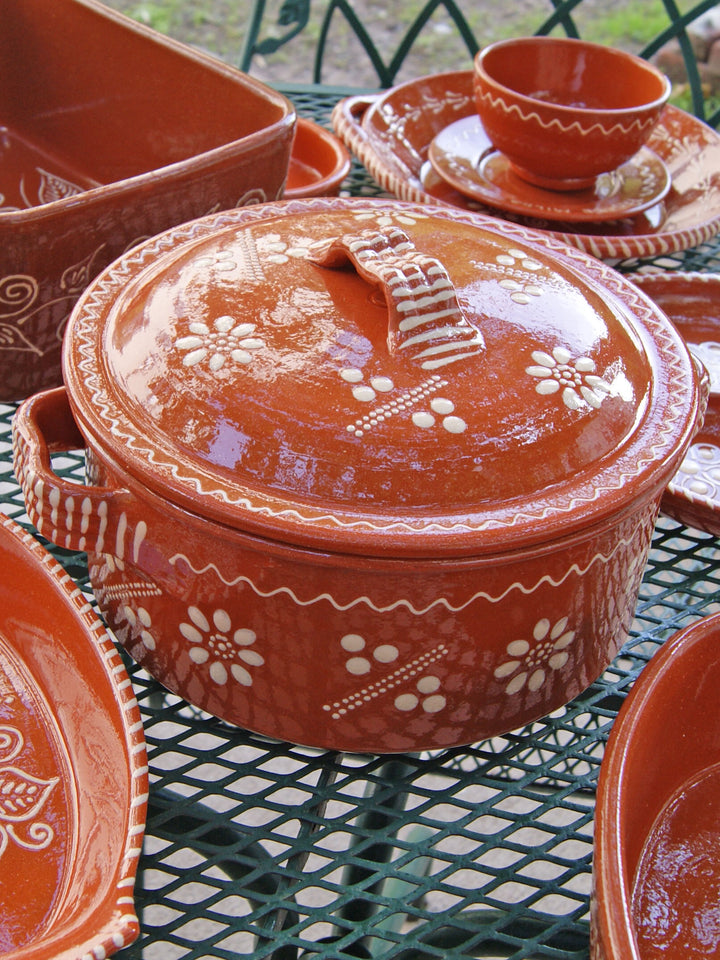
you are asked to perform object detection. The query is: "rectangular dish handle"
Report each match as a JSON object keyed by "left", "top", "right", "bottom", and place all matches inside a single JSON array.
[{"left": 13, "top": 386, "right": 132, "bottom": 555}]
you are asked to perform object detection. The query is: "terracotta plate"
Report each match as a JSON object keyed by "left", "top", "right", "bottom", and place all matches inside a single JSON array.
[
  {"left": 332, "top": 71, "right": 720, "bottom": 260},
  {"left": 633, "top": 272, "right": 720, "bottom": 534},
  {"left": 0, "top": 515, "right": 147, "bottom": 960},
  {"left": 284, "top": 118, "right": 351, "bottom": 199},
  {"left": 428, "top": 116, "right": 671, "bottom": 222},
  {"left": 593, "top": 612, "right": 720, "bottom": 960}
]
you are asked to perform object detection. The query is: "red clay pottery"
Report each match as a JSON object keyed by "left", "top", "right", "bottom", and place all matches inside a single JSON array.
[
  {"left": 332, "top": 72, "right": 720, "bottom": 261},
  {"left": 285, "top": 118, "right": 351, "bottom": 198},
  {"left": 632, "top": 272, "right": 720, "bottom": 535},
  {"left": 0, "top": 514, "right": 147, "bottom": 959},
  {"left": 473, "top": 37, "right": 671, "bottom": 190},
  {"left": 13, "top": 196, "right": 704, "bottom": 753},
  {"left": 593, "top": 612, "right": 720, "bottom": 959},
  {"left": 0, "top": 0, "right": 295, "bottom": 402},
  {"left": 428, "top": 117, "right": 671, "bottom": 222}
]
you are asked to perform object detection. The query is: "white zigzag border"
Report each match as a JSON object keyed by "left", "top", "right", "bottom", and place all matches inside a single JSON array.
[
  {"left": 168, "top": 520, "right": 649, "bottom": 614},
  {"left": 477, "top": 89, "right": 658, "bottom": 138}
]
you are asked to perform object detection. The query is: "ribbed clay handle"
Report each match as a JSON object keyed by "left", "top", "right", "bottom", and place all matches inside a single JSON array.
[
  {"left": 309, "top": 226, "right": 485, "bottom": 369},
  {"left": 13, "top": 386, "right": 132, "bottom": 555}
]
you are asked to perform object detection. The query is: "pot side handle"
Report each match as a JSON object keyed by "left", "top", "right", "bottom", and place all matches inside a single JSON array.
[
  {"left": 309, "top": 227, "right": 485, "bottom": 367},
  {"left": 13, "top": 386, "right": 133, "bottom": 555}
]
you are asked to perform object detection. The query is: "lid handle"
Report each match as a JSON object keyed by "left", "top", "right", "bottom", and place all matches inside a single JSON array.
[{"left": 309, "top": 227, "right": 485, "bottom": 369}]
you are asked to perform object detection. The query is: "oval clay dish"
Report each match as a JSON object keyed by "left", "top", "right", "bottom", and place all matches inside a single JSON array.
[
  {"left": 593, "top": 612, "right": 720, "bottom": 960},
  {"left": 284, "top": 118, "right": 351, "bottom": 198},
  {"left": 0, "top": 515, "right": 147, "bottom": 960}
]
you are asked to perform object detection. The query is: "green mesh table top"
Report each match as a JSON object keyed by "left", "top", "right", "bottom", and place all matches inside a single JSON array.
[{"left": 4, "top": 87, "right": 720, "bottom": 960}]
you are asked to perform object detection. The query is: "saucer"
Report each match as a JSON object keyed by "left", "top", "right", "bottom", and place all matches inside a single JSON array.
[{"left": 428, "top": 116, "right": 671, "bottom": 223}]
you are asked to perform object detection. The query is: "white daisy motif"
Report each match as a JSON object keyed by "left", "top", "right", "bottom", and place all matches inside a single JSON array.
[
  {"left": 175, "top": 316, "right": 264, "bottom": 372},
  {"left": 119, "top": 605, "right": 156, "bottom": 651},
  {"left": 179, "top": 607, "right": 265, "bottom": 686},
  {"left": 351, "top": 209, "right": 428, "bottom": 229},
  {"left": 494, "top": 617, "right": 575, "bottom": 696},
  {"left": 262, "top": 233, "right": 314, "bottom": 264},
  {"left": 526, "top": 347, "right": 611, "bottom": 410}
]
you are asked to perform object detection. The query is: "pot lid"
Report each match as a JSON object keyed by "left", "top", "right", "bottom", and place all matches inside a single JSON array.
[{"left": 63, "top": 198, "right": 700, "bottom": 556}]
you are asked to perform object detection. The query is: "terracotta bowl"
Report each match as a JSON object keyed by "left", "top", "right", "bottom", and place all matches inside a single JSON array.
[
  {"left": 0, "top": 0, "right": 295, "bottom": 402},
  {"left": 473, "top": 37, "right": 671, "bottom": 190},
  {"left": 13, "top": 197, "right": 704, "bottom": 754},
  {"left": 0, "top": 514, "right": 147, "bottom": 960},
  {"left": 284, "top": 118, "right": 351, "bottom": 198},
  {"left": 593, "top": 613, "right": 720, "bottom": 959}
]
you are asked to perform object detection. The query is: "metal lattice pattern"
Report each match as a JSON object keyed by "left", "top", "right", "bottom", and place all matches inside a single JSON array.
[
  {"left": 3, "top": 89, "right": 720, "bottom": 960},
  {"left": 243, "top": 0, "right": 720, "bottom": 119},
  {"left": 2, "top": 397, "right": 719, "bottom": 959}
]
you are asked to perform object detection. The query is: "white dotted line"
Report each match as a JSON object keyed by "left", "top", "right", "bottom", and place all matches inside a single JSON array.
[
  {"left": 346, "top": 376, "right": 448, "bottom": 438},
  {"left": 324, "top": 643, "right": 448, "bottom": 718},
  {"left": 96, "top": 581, "right": 162, "bottom": 602}
]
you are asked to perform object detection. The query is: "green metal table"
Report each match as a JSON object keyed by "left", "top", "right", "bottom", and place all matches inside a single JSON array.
[{"left": 4, "top": 86, "right": 720, "bottom": 960}]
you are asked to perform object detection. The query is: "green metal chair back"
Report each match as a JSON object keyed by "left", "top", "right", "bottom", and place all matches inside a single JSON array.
[{"left": 240, "top": 0, "right": 720, "bottom": 125}]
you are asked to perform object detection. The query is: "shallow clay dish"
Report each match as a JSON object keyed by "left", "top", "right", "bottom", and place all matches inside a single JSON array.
[
  {"left": 632, "top": 272, "right": 720, "bottom": 534},
  {"left": 0, "top": 514, "right": 147, "bottom": 960},
  {"left": 284, "top": 118, "right": 351, "bottom": 198},
  {"left": 13, "top": 196, "right": 703, "bottom": 753},
  {"left": 593, "top": 612, "right": 720, "bottom": 959},
  {"left": 0, "top": 0, "right": 295, "bottom": 401},
  {"left": 429, "top": 117, "right": 671, "bottom": 222},
  {"left": 332, "top": 71, "right": 720, "bottom": 261}
]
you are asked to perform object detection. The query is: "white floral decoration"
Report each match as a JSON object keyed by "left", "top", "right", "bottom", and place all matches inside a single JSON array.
[
  {"left": 494, "top": 617, "right": 575, "bottom": 695},
  {"left": 263, "top": 233, "right": 314, "bottom": 264},
  {"left": 526, "top": 346, "right": 611, "bottom": 410},
  {"left": 176, "top": 316, "right": 264, "bottom": 372},
  {"left": 672, "top": 442, "right": 720, "bottom": 502},
  {"left": 351, "top": 209, "right": 428, "bottom": 229},
  {"left": 179, "top": 607, "right": 265, "bottom": 686}
]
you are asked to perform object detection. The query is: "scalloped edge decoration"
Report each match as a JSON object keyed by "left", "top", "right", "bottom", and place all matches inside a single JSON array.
[{"left": 0, "top": 514, "right": 147, "bottom": 960}]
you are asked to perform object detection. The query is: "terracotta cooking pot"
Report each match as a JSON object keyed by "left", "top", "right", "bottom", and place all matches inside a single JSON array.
[{"left": 13, "top": 198, "right": 704, "bottom": 753}]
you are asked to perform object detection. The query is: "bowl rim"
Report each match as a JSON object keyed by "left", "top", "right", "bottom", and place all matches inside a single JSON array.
[{"left": 474, "top": 36, "right": 672, "bottom": 117}]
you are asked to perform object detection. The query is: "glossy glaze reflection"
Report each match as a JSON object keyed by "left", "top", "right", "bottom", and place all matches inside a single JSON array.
[
  {"left": 0, "top": 514, "right": 147, "bottom": 960},
  {"left": 13, "top": 197, "right": 703, "bottom": 752}
]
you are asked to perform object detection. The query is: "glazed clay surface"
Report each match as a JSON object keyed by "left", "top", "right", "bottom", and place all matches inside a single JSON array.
[
  {"left": 13, "top": 197, "right": 703, "bottom": 752},
  {"left": 0, "top": 514, "right": 146, "bottom": 960},
  {"left": 0, "top": 0, "right": 294, "bottom": 401},
  {"left": 593, "top": 612, "right": 720, "bottom": 960},
  {"left": 473, "top": 37, "right": 671, "bottom": 190}
]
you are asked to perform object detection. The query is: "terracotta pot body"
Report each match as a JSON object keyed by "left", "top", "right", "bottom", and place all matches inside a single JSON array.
[
  {"left": 592, "top": 613, "right": 720, "bottom": 960},
  {"left": 473, "top": 37, "right": 671, "bottom": 190},
  {"left": 13, "top": 197, "right": 703, "bottom": 753},
  {"left": 0, "top": 0, "right": 295, "bottom": 401}
]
